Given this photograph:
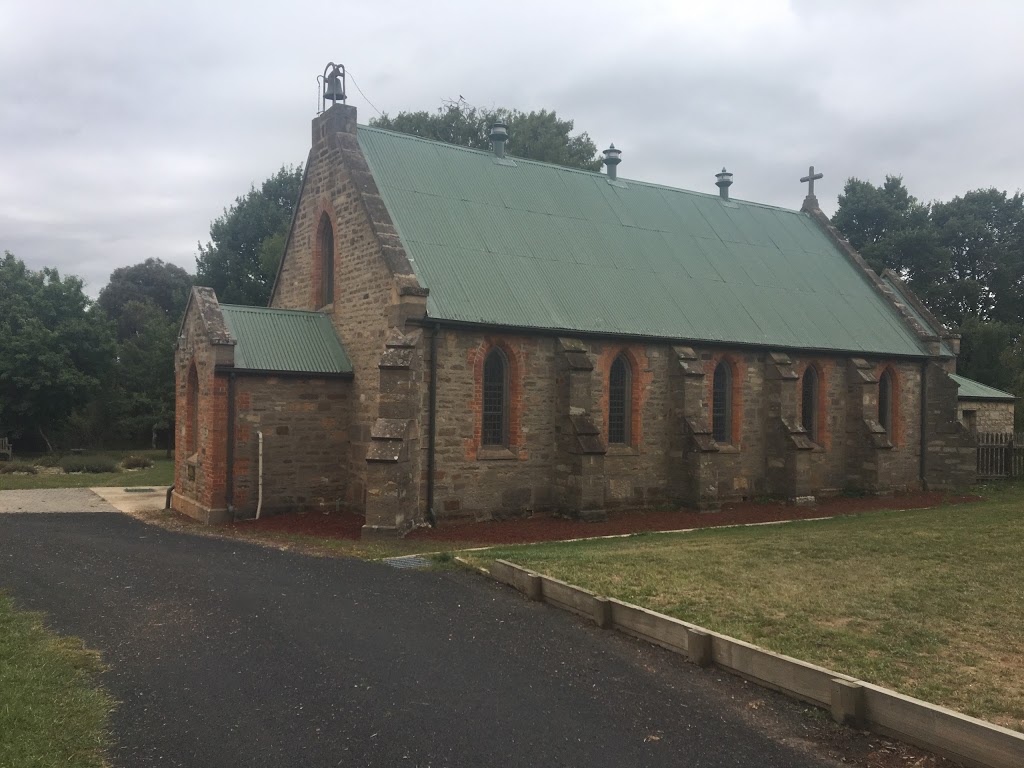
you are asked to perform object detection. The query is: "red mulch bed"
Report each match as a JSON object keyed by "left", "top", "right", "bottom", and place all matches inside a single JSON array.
[{"left": 229, "top": 491, "right": 980, "bottom": 546}]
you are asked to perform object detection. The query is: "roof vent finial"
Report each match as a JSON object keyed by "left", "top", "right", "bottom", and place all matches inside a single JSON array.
[
  {"left": 603, "top": 144, "right": 622, "bottom": 180},
  {"left": 489, "top": 122, "right": 508, "bottom": 158},
  {"left": 715, "top": 167, "right": 733, "bottom": 200}
]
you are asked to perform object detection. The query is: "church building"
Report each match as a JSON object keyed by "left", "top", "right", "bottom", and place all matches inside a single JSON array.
[{"left": 173, "top": 90, "right": 979, "bottom": 536}]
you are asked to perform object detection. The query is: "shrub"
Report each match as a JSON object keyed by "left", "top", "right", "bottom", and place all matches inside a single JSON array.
[
  {"left": 35, "top": 454, "right": 62, "bottom": 467},
  {"left": 0, "top": 461, "right": 38, "bottom": 475},
  {"left": 84, "top": 460, "right": 118, "bottom": 474},
  {"left": 61, "top": 458, "right": 118, "bottom": 474},
  {"left": 121, "top": 455, "right": 153, "bottom": 470}
]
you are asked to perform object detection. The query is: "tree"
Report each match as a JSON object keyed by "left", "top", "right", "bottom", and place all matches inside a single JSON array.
[
  {"left": 0, "top": 252, "right": 115, "bottom": 447},
  {"left": 113, "top": 301, "right": 178, "bottom": 448},
  {"left": 930, "top": 189, "right": 1024, "bottom": 325},
  {"left": 97, "top": 257, "right": 193, "bottom": 340},
  {"left": 195, "top": 165, "right": 303, "bottom": 306},
  {"left": 371, "top": 102, "right": 602, "bottom": 171},
  {"left": 831, "top": 176, "right": 949, "bottom": 302}
]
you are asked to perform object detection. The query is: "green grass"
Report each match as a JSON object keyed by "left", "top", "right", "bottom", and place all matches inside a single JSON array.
[
  {"left": 468, "top": 486, "right": 1024, "bottom": 731},
  {"left": 0, "top": 593, "right": 113, "bottom": 767},
  {"left": 0, "top": 450, "right": 174, "bottom": 490}
]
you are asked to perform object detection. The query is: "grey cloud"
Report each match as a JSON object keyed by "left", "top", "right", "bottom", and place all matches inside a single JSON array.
[{"left": 2, "top": 0, "right": 1023, "bottom": 294}]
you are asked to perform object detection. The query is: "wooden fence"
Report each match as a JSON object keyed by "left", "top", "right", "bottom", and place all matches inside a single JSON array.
[{"left": 976, "top": 432, "right": 1024, "bottom": 479}]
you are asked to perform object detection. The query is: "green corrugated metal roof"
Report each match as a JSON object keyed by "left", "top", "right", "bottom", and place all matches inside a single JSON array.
[
  {"left": 357, "top": 125, "right": 931, "bottom": 357},
  {"left": 220, "top": 305, "right": 352, "bottom": 374},
  {"left": 950, "top": 374, "right": 1016, "bottom": 401}
]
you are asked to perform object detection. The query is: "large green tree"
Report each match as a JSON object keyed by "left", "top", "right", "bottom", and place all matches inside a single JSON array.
[
  {"left": 371, "top": 102, "right": 602, "bottom": 171},
  {"left": 831, "top": 176, "right": 949, "bottom": 304},
  {"left": 0, "top": 252, "right": 115, "bottom": 447},
  {"left": 97, "top": 257, "right": 192, "bottom": 340},
  {"left": 195, "top": 165, "right": 303, "bottom": 306}
]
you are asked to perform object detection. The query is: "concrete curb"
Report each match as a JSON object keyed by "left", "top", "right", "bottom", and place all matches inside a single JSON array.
[{"left": 486, "top": 559, "right": 1024, "bottom": 768}]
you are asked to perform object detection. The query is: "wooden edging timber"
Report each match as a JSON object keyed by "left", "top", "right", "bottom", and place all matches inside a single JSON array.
[{"left": 486, "top": 559, "right": 1024, "bottom": 768}]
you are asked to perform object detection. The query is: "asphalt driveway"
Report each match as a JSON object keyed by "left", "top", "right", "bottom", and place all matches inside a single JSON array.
[{"left": 0, "top": 511, "right": 862, "bottom": 767}]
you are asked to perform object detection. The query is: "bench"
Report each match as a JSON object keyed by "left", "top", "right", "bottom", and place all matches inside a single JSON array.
[{"left": 0, "top": 437, "right": 11, "bottom": 461}]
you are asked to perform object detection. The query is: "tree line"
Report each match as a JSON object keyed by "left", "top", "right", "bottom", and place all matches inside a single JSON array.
[
  {"left": 831, "top": 177, "right": 1024, "bottom": 409},
  {"left": 3, "top": 101, "right": 1020, "bottom": 449}
]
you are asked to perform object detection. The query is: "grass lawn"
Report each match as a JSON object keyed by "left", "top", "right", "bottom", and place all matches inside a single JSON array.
[
  {"left": 0, "top": 593, "right": 113, "bottom": 767},
  {"left": 0, "top": 450, "right": 174, "bottom": 490},
  {"left": 467, "top": 486, "right": 1024, "bottom": 731}
]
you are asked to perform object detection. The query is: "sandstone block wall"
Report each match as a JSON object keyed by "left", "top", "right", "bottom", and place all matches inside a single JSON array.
[
  {"left": 230, "top": 376, "right": 352, "bottom": 518},
  {"left": 958, "top": 401, "right": 1015, "bottom": 433},
  {"left": 421, "top": 329, "right": 941, "bottom": 523}
]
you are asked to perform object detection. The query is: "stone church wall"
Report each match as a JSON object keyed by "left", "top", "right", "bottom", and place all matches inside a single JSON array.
[
  {"left": 271, "top": 107, "right": 403, "bottom": 513},
  {"left": 423, "top": 328, "right": 937, "bottom": 523}
]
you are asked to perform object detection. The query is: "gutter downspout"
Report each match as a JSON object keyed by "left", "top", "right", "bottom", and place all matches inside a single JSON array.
[
  {"left": 226, "top": 372, "right": 236, "bottom": 520},
  {"left": 256, "top": 430, "right": 264, "bottom": 520},
  {"left": 425, "top": 323, "right": 439, "bottom": 526},
  {"left": 919, "top": 360, "right": 928, "bottom": 489}
]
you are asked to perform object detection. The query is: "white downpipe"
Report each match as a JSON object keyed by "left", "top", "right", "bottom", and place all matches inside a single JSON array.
[{"left": 256, "top": 430, "right": 264, "bottom": 520}]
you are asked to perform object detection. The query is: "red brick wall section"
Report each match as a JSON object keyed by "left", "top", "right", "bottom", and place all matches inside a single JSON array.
[
  {"left": 173, "top": 303, "right": 231, "bottom": 521},
  {"left": 230, "top": 376, "right": 353, "bottom": 517}
]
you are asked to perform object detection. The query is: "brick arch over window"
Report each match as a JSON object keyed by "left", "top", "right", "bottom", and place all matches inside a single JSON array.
[
  {"left": 710, "top": 356, "right": 741, "bottom": 444},
  {"left": 878, "top": 366, "right": 899, "bottom": 444},
  {"left": 185, "top": 361, "right": 199, "bottom": 454},
  {"left": 316, "top": 212, "right": 336, "bottom": 307},
  {"left": 608, "top": 353, "right": 632, "bottom": 445},
  {"left": 800, "top": 362, "right": 828, "bottom": 445},
  {"left": 470, "top": 339, "right": 524, "bottom": 454}
]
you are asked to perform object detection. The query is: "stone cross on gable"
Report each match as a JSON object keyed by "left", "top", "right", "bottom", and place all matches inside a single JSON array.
[{"left": 800, "top": 165, "right": 823, "bottom": 197}]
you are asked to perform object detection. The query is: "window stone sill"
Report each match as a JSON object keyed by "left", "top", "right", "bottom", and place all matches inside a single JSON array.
[
  {"left": 714, "top": 443, "right": 741, "bottom": 454},
  {"left": 477, "top": 447, "right": 518, "bottom": 461},
  {"left": 605, "top": 444, "right": 639, "bottom": 457}
]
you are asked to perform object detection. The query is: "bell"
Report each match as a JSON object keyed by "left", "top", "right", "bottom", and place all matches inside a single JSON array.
[{"left": 324, "top": 73, "right": 345, "bottom": 103}]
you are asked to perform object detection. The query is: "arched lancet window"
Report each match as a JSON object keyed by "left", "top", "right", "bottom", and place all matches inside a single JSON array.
[
  {"left": 186, "top": 364, "right": 199, "bottom": 454},
  {"left": 712, "top": 361, "right": 732, "bottom": 443},
  {"left": 319, "top": 213, "right": 335, "bottom": 306},
  {"left": 482, "top": 348, "right": 509, "bottom": 447},
  {"left": 879, "top": 369, "right": 894, "bottom": 436},
  {"left": 801, "top": 366, "right": 819, "bottom": 442},
  {"left": 608, "top": 354, "right": 631, "bottom": 444}
]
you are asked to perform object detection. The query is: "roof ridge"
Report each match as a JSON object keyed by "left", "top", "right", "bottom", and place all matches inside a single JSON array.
[{"left": 357, "top": 124, "right": 802, "bottom": 215}]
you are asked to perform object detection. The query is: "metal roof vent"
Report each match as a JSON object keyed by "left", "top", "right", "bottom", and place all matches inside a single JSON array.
[
  {"left": 489, "top": 122, "right": 508, "bottom": 158},
  {"left": 715, "top": 168, "right": 733, "bottom": 200},
  {"left": 603, "top": 144, "right": 622, "bottom": 180}
]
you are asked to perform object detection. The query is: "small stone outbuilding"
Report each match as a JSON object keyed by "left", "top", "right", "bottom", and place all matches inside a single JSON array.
[
  {"left": 951, "top": 374, "right": 1016, "bottom": 433},
  {"left": 174, "top": 100, "right": 978, "bottom": 534}
]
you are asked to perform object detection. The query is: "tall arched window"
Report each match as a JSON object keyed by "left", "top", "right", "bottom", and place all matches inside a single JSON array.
[
  {"left": 608, "top": 354, "right": 631, "bottom": 444},
  {"left": 319, "top": 213, "right": 335, "bottom": 306},
  {"left": 879, "top": 369, "right": 894, "bottom": 436},
  {"left": 712, "top": 361, "right": 732, "bottom": 443},
  {"left": 482, "top": 348, "right": 509, "bottom": 447},
  {"left": 801, "top": 366, "right": 819, "bottom": 442},
  {"left": 186, "top": 364, "right": 199, "bottom": 454}
]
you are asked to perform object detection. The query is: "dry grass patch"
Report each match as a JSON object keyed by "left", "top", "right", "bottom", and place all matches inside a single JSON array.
[{"left": 469, "top": 488, "right": 1024, "bottom": 731}]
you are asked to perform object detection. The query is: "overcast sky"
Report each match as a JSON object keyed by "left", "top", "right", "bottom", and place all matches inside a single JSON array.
[{"left": 2, "top": 0, "right": 1022, "bottom": 295}]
